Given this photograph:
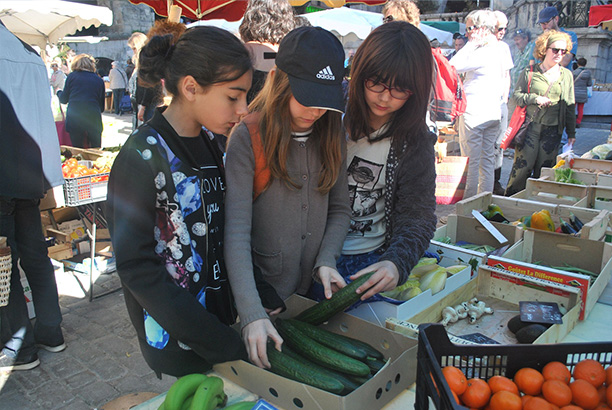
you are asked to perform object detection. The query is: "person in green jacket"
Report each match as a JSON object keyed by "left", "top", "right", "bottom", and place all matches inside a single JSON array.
[{"left": 505, "top": 30, "right": 576, "bottom": 196}]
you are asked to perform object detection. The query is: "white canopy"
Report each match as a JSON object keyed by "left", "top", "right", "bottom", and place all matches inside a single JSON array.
[
  {"left": 300, "top": 7, "right": 454, "bottom": 46},
  {"left": 0, "top": 0, "right": 113, "bottom": 49}
]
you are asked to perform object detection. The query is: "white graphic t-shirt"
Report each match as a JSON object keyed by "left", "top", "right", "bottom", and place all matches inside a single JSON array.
[{"left": 342, "top": 128, "right": 391, "bottom": 255}]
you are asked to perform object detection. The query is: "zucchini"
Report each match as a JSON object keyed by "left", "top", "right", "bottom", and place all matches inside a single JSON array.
[
  {"left": 309, "top": 330, "right": 385, "bottom": 360},
  {"left": 266, "top": 343, "right": 345, "bottom": 394},
  {"left": 286, "top": 319, "right": 368, "bottom": 360},
  {"left": 282, "top": 345, "right": 361, "bottom": 395},
  {"left": 275, "top": 318, "right": 370, "bottom": 377},
  {"left": 295, "top": 271, "right": 375, "bottom": 325},
  {"left": 365, "top": 356, "right": 386, "bottom": 375}
]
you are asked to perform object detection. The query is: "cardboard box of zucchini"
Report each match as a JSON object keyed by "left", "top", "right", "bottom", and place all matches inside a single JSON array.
[{"left": 214, "top": 280, "right": 418, "bottom": 410}]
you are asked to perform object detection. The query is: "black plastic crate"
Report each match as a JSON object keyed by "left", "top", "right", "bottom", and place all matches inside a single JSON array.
[{"left": 415, "top": 323, "right": 612, "bottom": 410}]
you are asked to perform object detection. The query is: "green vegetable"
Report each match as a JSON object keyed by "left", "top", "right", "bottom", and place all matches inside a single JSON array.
[
  {"left": 275, "top": 318, "right": 370, "bottom": 377},
  {"left": 418, "top": 267, "right": 447, "bottom": 295},
  {"left": 266, "top": 343, "right": 345, "bottom": 394},
  {"left": 189, "top": 376, "right": 226, "bottom": 410},
  {"left": 285, "top": 319, "right": 368, "bottom": 360},
  {"left": 164, "top": 374, "right": 208, "bottom": 410},
  {"left": 295, "top": 271, "right": 375, "bottom": 325}
]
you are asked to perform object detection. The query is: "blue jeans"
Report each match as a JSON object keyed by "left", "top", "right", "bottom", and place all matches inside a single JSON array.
[{"left": 0, "top": 198, "right": 63, "bottom": 357}]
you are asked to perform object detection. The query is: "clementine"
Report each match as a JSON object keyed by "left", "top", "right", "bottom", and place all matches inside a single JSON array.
[
  {"left": 488, "top": 375, "right": 520, "bottom": 395},
  {"left": 543, "top": 379, "right": 573, "bottom": 407},
  {"left": 570, "top": 379, "right": 600, "bottom": 410},
  {"left": 560, "top": 406, "right": 585, "bottom": 410},
  {"left": 574, "top": 360, "right": 606, "bottom": 388},
  {"left": 461, "top": 378, "right": 492, "bottom": 409},
  {"left": 606, "top": 366, "right": 612, "bottom": 386},
  {"left": 524, "top": 396, "right": 554, "bottom": 410},
  {"left": 489, "top": 390, "right": 522, "bottom": 410},
  {"left": 607, "top": 385, "right": 612, "bottom": 407},
  {"left": 515, "top": 367, "right": 545, "bottom": 396},
  {"left": 443, "top": 366, "right": 468, "bottom": 395},
  {"left": 544, "top": 362, "right": 572, "bottom": 384}
]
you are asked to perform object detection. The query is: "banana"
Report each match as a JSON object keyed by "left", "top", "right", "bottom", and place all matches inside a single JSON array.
[
  {"left": 164, "top": 373, "right": 208, "bottom": 410},
  {"left": 222, "top": 402, "right": 257, "bottom": 410},
  {"left": 181, "top": 396, "right": 194, "bottom": 410},
  {"left": 189, "top": 376, "right": 227, "bottom": 410}
]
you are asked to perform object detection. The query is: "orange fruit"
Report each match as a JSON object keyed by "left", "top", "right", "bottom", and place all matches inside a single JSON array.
[
  {"left": 543, "top": 379, "right": 573, "bottom": 407},
  {"left": 574, "top": 360, "right": 607, "bottom": 388},
  {"left": 443, "top": 366, "right": 468, "bottom": 395},
  {"left": 595, "top": 405, "right": 610, "bottom": 410},
  {"left": 489, "top": 390, "right": 522, "bottom": 410},
  {"left": 515, "top": 367, "right": 545, "bottom": 396},
  {"left": 451, "top": 389, "right": 461, "bottom": 405},
  {"left": 607, "top": 385, "right": 612, "bottom": 407},
  {"left": 544, "top": 362, "right": 573, "bottom": 384},
  {"left": 598, "top": 386, "right": 607, "bottom": 403},
  {"left": 571, "top": 379, "right": 600, "bottom": 410},
  {"left": 560, "top": 406, "right": 584, "bottom": 410},
  {"left": 606, "top": 366, "right": 612, "bottom": 386},
  {"left": 522, "top": 395, "right": 534, "bottom": 407},
  {"left": 524, "top": 396, "right": 554, "bottom": 410},
  {"left": 552, "top": 405, "right": 561, "bottom": 410},
  {"left": 488, "top": 375, "right": 520, "bottom": 395},
  {"left": 461, "top": 378, "right": 492, "bottom": 409}
]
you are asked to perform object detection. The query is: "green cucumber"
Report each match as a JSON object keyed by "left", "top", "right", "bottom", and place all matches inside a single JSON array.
[
  {"left": 286, "top": 319, "right": 368, "bottom": 360},
  {"left": 275, "top": 318, "right": 370, "bottom": 377},
  {"left": 282, "top": 345, "right": 361, "bottom": 395},
  {"left": 295, "top": 271, "right": 375, "bottom": 325},
  {"left": 299, "top": 328, "right": 384, "bottom": 360},
  {"left": 365, "top": 356, "right": 386, "bottom": 375},
  {"left": 266, "top": 343, "right": 345, "bottom": 394}
]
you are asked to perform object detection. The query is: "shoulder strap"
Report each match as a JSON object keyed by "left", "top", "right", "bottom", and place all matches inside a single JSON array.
[{"left": 243, "top": 112, "right": 270, "bottom": 200}]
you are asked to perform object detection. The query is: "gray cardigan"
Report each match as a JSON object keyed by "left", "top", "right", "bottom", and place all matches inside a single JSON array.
[
  {"left": 573, "top": 67, "right": 593, "bottom": 104},
  {"left": 224, "top": 122, "right": 351, "bottom": 328}
]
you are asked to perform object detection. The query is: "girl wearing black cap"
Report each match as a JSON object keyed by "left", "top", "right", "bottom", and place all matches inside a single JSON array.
[
  {"left": 106, "top": 27, "right": 253, "bottom": 377},
  {"left": 224, "top": 26, "right": 351, "bottom": 369},
  {"left": 319, "top": 21, "right": 437, "bottom": 303}
]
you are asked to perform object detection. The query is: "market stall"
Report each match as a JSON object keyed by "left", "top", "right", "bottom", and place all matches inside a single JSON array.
[{"left": 584, "top": 88, "right": 612, "bottom": 116}]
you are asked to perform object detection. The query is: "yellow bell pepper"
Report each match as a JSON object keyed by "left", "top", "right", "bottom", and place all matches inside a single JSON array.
[{"left": 530, "top": 210, "right": 555, "bottom": 231}]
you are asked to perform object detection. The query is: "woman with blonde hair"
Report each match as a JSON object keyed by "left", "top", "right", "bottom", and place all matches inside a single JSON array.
[
  {"left": 57, "top": 54, "right": 105, "bottom": 147},
  {"left": 382, "top": 0, "right": 420, "bottom": 26},
  {"left": 505, "top": 30, "right": 576, "bottom": 195}
]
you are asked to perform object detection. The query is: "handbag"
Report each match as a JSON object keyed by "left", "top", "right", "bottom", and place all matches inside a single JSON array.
[
  {"left": 55, "top": 104, "right": 71, "bottom": 146},
  {"left": 500, "top": 67, "right": 534, "bottom": 150},
  {"left": 587, "top": 85, "right": 593, "bottom": 98}
]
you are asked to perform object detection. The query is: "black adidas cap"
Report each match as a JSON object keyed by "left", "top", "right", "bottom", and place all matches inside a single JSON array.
[{"left": 276, "top": 26, "right": 345, "bottom": 113}]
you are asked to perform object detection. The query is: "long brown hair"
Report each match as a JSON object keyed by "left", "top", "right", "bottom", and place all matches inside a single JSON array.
[
  {"left": 345, "top": 21, "right": 433, "bottom": 152},
  {"left": 250, "top": 69, "right": 343, "bottom": 194}
]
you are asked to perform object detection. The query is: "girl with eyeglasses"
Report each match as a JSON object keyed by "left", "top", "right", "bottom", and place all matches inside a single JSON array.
[
  {"left": 308, "top": 21, "right": 437, "bottom": 306},
  {"left": 505, "top": 30, "right": 576, "bottom": 196}
]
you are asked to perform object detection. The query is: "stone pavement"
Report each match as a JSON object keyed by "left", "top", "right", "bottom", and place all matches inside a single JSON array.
[{"left": 0, "top": 115, "right": 610, "bottom": 409}]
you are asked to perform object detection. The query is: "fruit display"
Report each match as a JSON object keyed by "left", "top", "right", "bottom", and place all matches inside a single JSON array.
[
  {"left": 442, "top": 359, "right": 612, "bottom": 410},
  {"left": 158, "top": 374, "right": 255, "bottom": 410},
  {"left": 60, "top": 148, "right": 117, "bottom": 178}
]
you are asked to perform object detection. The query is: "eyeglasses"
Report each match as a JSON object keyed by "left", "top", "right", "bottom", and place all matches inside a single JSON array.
[
  {"left": 497, "top": 27, "right": 507, "bottom": 32},
  {"left": 466, "top": 25, "right": 479, "bottom": 32},
  {"left": 548, "top": 47, "right": 567, "bottom": 55},
  {"left": 383, "top": 15, "right": 394, "bottom": 24},
  {"left": 364, "top": 79, "right": 412, "bottom": 100}
]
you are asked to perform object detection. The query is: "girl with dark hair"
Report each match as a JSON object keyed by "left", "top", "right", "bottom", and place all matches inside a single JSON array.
[
  {"left": 106, "top": 26, "right": 253, "bottom": 378},
  {"left": 310, "top": 21, "right": 437, "bottom": 304},
  {"left": 224, "top": 27, "right": 351, "bottom": 369}
]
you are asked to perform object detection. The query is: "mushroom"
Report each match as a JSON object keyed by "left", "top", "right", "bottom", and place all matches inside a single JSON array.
[
  {"left": 467, "top": 300, "right": 494, "bottom": 324},
  {"left": 454, "top": 304, "right": 468, "bottom": 319},
  {"left": 441, "top": 306, "right": 459, "bottom": 326}
]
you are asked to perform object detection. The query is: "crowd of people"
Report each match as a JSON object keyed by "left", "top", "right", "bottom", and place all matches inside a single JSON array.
[{"left": 0, "top": 0, "right": 606, "bottom": 381}]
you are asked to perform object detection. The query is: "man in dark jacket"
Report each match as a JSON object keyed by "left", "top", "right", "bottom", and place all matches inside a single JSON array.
[{"left": 0, "top": 22, "right": 65, "bottom": 371}]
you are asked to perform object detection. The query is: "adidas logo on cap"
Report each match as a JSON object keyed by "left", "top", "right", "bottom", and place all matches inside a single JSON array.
[{"left": 316, "top": 66, "right": 335, "bottom": 81}]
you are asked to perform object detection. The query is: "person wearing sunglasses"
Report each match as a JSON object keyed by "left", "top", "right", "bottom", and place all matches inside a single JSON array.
[
  {"left": 381, "top": 0, "right": 420, "bottom": 28},
  {"left": 537, "top": 6, "right": 577, "bottom": 68},
  {"left": 450, "top": 9, "right": 513, "bottom": 199},
  {"left": 505, "top": 30, "right": 576, "bottom": 196}
]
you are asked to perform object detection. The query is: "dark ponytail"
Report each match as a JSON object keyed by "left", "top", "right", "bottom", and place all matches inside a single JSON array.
[{"left": 137, "top": 26, "right": 252, "bottom": 98}]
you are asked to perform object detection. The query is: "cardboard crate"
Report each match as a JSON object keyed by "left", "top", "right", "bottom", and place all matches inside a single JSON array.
[
  {"left": 510, "top": 178, "right": 587, "bottom": 206},
  {"left": 539, "top": 167, "right": 597, "bottom": 185},
  {"left": 347, "top": 255, "right": 471, "bottom": 326},
  {"left": 434, "top": 214, "right": 523, "bottom": 255},
  {"left": 456, "top": 192, "right": 609, "bottom": 240},
  {"left": 214, "top": 295, "right": 417, "bottom": 410},
  {"left": 386, "top": 265, "right": 581, "bottom": 345},
  {"left": 486, "top": 229, "right": 612, "bottom": 320},
  {"left": 47, "top": 243, "right": 73, "bottom": 261},
  {"left": 39, "top": 185, "right": 66, "bottom": 211}
]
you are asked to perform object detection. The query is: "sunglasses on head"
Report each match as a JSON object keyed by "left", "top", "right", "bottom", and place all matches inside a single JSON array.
[
  {"left": 548, "top": 47, "right": 567, "bottom": 55},
  {"left": 383, "top": 15, "right": 394, "bottom": 24},
  {"left": 466, "top": 25, "right": 479, "bottom": 32}
]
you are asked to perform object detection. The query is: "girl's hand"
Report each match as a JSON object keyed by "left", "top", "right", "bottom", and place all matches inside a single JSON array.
[
  {"left": 137, "top": 105, "right": 145, "bottom": 121},
  {"left": 242, "top": 318, "right": 283, "bottom": 369},
  {"left": 264, "top": 307, "right": 284, "bottom": 316},
  {"left": 317, "top": 266, "right": 347, "bottom": 299},
  {"left": 536, "top": 96, "right": 551, "bottom": 108},
  {"left": 350, "top": 261, "right": 399, "bottom": 301}
]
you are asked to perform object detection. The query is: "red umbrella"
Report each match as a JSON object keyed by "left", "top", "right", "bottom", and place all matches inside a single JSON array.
[{"left": 128, "top": 0, "right": 247, "bottom": 21}]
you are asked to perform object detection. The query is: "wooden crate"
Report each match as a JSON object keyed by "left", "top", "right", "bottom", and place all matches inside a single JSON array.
[
  {"left": 386, "top": 265, "right": 581, "bottom": 345},
  {"left": 558, "top": 155, "right": 612, "bottom": 174},
  {"left": 456, "top": 192, "right": 608, "bottom": 240},
  {"left": 487, "top": 229, "right": 612, "bottom": 320},
  {"left": 540, "top": 167, "right": 597, "bottom": 186},
  {"left": 574, "top": 185, "right": 612, "bottom": 212},
  {"left": 510, "top": 178, "right": 587, "bottom": 206}
]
